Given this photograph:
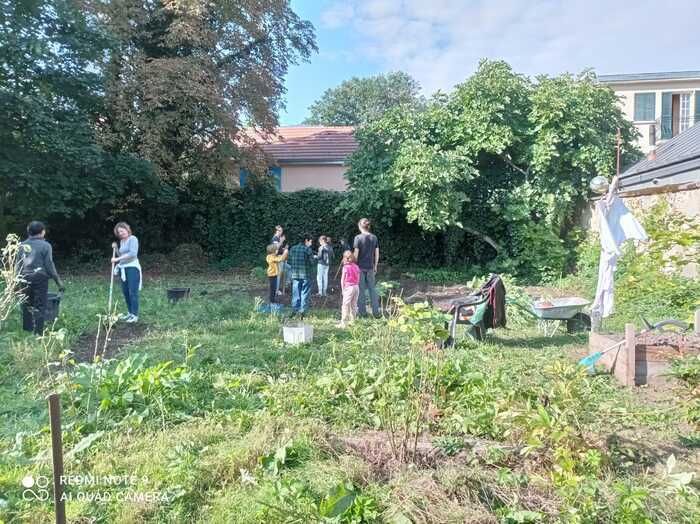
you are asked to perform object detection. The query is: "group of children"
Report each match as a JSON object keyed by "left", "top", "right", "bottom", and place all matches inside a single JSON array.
[{"left": 264, "top": 226, "right": 361, "bottom": 326}]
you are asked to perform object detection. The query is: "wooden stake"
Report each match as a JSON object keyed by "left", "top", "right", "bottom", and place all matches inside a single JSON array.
[
  {"left": 616, "top": 128, "right": 622, "bottom": 176},
  {"left": 624, "top": 323, "right": 636, "bottom": 387},
  {"left": 48, "top": 394, "right": 66, "bottom": 524},
  {"left": 695, "top": 309, "right": 700, "bottom": 336}
]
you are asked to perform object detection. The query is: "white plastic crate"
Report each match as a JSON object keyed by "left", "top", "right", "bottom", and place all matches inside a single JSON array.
[{"left": 282, "top": 323, "right": 314, "bottom": 345}]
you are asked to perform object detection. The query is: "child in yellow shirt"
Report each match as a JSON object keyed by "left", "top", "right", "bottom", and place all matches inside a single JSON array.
[{"left": 266, "top": 244, "right": 288, "bottom": 303}]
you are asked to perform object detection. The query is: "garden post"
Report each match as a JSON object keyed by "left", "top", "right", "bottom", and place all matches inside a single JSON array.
[
  {"left": 695, "top": 309, "right": 700, "bottom": 336},
  {"left": 624, "top": 323, "right": 636, "bottom": 387},
  {"left": 48, "top": 394, "right": 66, "bottom": 524}
]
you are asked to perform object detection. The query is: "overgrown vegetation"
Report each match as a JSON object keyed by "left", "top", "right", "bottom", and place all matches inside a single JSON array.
[
  {"left": 0, "top": 234, "right": 24, "bottom": 329},
  {"left": 343, "top": 60, "right": 641, "bottom": 281},
  {"left": 567, "top": 201, "right": 700, "bottom": 330},
  {"left": 1, "top": 274, "right": 697, "bottom": 523}
]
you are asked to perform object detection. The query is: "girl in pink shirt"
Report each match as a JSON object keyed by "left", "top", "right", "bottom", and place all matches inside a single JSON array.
[{"left": 339, "top": 250, "right": 360, "bottom": 327}]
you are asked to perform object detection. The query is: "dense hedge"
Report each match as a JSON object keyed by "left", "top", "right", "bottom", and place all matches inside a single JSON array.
[
  {"left": 11, "top": 178, "right": 446, "bottom": 269},
  {"left": 206, "top": 184, "right": 444, "bottom": 268}
]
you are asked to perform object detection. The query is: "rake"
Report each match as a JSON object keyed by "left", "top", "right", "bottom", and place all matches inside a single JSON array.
[{"left": 108, "top": 244, "right": 117, "bottom": 314}]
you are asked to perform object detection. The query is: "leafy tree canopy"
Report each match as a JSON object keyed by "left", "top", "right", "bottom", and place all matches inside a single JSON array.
[
  {"left": 0, "top": 0, "right": 150, "bottom": 232},
  {"left": 303, "top": 71, "right": 423, "bottom": 126},
  {"left": 344, "top": 60, "right": 641, "bottom": 280},
  {"left": 96, "top": 0, "right": 317, "bottom": 180},
  {"left": 0, "top": 0, "right": 317, "bottom": 237}
]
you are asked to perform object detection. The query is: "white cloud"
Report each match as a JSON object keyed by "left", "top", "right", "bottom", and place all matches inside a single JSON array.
[
  {"left": 319, "top": 3, "right": 355, "bottom": 29},
  {"left": 319, "top": 0, "right": 700, "bottom": 94}
]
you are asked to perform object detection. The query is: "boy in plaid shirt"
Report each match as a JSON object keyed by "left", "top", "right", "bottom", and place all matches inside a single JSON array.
[{"left": 288, "top": 233, "right": 317, "bottom": 318}]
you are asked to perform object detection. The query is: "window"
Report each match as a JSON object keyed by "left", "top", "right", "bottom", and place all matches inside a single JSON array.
[
  {"left": 239, "top": 167, "right": 281, "bottom": 190},
  {"left": 680, "top": 93, "right": 691, "bottom": 132},
  {"left": 633, "top": 92, "right": 655, "bottom": 121}
]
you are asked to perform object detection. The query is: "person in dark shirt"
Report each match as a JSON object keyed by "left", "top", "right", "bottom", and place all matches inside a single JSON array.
[
  {"left": 352, "top": 218, "right": 380, "bottom": 317},
  {"left": 18, "top": 221, "right": 64, "bottom": 334}
]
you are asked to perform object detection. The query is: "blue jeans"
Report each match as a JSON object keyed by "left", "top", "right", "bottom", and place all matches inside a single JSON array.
[
  {"left": 121, "top": 267, "right": 140, "bottom": 316},
  {"left": 358, "top": 270, "right": 380, "bottom": 316},
  {"left": 316, "top": 264, "right": 329, "bottom": 295},
  {"left": 292, "top": 278, "right": 311, "bottom": 314}
]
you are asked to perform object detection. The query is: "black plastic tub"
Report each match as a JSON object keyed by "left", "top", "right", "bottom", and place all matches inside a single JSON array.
[
  {"left": 167, "top": 288, "right": 191, "bottom": 303},
  {"left": 45, "top": 292, "right": 61, "bottom": 322},
  {"left": 22, "top": 292, "right": 61, "bottom": 332}
]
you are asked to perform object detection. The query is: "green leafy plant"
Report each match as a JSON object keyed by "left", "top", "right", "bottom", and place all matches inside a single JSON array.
[
  {"left": 433, "top": 435, "right": 465, "bottom": 456},
  {"left": 389, "top": 298, "right": 450, "bottom": 349},
  {"left": 69, "top": 352, "right": 194, "bottom": 426},
  {"left": 258, "top": 479, "right": 378, "bottom": 523},
  {"left": 613, "top": 481, "right": 652, "bottom": 524}
]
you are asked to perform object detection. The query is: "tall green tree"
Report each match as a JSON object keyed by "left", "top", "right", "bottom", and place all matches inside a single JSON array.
[
  {"left": 303, "top": 71, "right": 423, "bottom": 126},
  {"left": 345, "top": 60, "right": 640, "bottom": 279},
  {"left": 95, "top": 0, "right": 317, "bottom": 180},
  {"left": 0, "top": 0, "right": 149, "bottom": 234}
]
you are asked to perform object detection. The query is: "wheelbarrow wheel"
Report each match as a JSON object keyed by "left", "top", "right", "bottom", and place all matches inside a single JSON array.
[{"left": 567, "top": 312, "right": 591, "bottom": 333}]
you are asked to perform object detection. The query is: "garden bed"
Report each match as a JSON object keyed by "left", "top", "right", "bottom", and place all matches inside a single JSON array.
[
  {"left": 589, "top": 329, "right": 700, "bottom": 387},
  {"left": 71, "top": 322, "right": 147, "bottom": 363}
]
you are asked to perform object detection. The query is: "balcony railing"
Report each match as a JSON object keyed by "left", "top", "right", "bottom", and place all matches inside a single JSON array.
[{"left": 657, "top": 115, "right": 696, "bottom": 139}]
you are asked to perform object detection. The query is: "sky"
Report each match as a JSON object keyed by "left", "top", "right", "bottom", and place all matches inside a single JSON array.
[{"left": 280, "top": 0, "right": 700, "bottom": 125}]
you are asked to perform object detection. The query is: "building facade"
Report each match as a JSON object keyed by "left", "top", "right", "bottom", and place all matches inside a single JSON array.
[
  {"left": 240, "top": 126, "right": 357, "bottom": 192},
  {"left": 599, "top": 71, "right": 700, "bottom": 154}
]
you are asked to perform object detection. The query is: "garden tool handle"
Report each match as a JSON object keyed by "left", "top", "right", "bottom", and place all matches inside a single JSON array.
[{"left": 107, "top": 245, "right": 117, "bottom": 314}]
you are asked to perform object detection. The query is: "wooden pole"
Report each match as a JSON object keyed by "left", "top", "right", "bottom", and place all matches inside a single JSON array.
[
  {"left": 616, "top": 128, "right": 622, "bottom": 176},
  {"left": 624, "top": 323, "right": 636, "bottom": 387},
  {"left": 48, "top": 394, "right": 66, "bottom": 524},
  {"left": 695, "top": 309, "right": 700, "bottom": 336}
]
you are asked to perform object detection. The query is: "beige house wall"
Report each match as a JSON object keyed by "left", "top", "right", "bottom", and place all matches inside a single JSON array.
[
  {"left": 605, "top": 79, "right": 700, "bottom": 153},
  {"left": 584, "top": 187, "right": 700, "bottom": 278},
  {"left": 280, "top": 164, "right": 347, "bottom": 192}
]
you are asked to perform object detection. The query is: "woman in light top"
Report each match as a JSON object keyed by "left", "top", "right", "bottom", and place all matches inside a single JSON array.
[{"left": 111, "top": 222, "right": 142, "bottom": 323}]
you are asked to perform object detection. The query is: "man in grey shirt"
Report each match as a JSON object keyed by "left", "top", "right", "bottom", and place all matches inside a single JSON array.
[
  {"left": 19, "top": 221, "right": 64, "bottom": 334},
  {"left": 353, "top": 218, "right": 380, "bottom": 317}
]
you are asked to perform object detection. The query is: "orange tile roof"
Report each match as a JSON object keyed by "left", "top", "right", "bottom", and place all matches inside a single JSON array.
[{"left": 247, "top": 126, "right": 358, "bottom": 164}]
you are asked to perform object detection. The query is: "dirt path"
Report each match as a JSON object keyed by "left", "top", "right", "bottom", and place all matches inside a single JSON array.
[{"left": 71, "top": 323, "right": 147, "bottom": 363}]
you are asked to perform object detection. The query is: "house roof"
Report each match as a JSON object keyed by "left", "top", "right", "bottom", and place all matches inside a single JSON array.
[
  {"left": 248, "top": 126, "right": 358, "bottom": 164},
  {"left": 619, "top": 123, "right": 700, "bottom": 192},
  {"left": 599, "top": 71, "right": 700, "bottom": 84}
]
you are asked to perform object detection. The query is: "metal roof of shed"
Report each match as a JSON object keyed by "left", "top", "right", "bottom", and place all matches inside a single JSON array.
[{"left": 620, "top": 124, "right": 700, "bottom": 192}]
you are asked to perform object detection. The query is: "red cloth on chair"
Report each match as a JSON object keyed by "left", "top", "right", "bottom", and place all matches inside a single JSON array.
[{"left": 480, "top": 275, "right": 506, "bottom": 328}]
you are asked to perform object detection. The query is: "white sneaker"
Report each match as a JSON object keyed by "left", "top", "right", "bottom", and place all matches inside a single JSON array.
[
  {"left": 119, "top": 313, "right": 131, "bottom": 321},
  {"left": 125, "top": 315, "right": 138, "bottom": 323}
]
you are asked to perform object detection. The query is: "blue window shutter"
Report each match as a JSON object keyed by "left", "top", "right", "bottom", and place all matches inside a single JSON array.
[
  {"left": 661, "top": 92, "right": 672, "bottom": 139},
  {"left": 269, "top": 166, "right": 282, "bottom": 191},
  {"left": 239, "top": 168, "right": 249, "bottom": 188},
  {"left": 695, "top": 91, "right": 700, "bottom": 126},
  {"left": 633, "top": 93, "right": 655, "bottom": 121}
]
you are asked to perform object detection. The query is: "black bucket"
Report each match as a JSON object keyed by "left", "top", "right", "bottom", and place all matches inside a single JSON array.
[
  {"left": 167, "top": 287, "right": 191, "bottom": 303},
  {"left": 45, "top": 292, "right": 61, "bottom": 323},
  {"left": 22, "top": 292, "right": 61, "bottom": 332}
]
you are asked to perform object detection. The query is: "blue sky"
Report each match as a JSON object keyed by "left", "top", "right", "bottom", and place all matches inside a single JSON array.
[{"left": 280, "top": 0, "right": 699, "bottom": 125}]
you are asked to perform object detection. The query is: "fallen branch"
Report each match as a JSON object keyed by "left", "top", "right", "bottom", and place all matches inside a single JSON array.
[{"left": 461, "top": 226, "right": 502, "bottom": 253}]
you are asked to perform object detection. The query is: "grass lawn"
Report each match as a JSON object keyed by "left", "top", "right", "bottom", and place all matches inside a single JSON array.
[{"left": 0, "top": 273, "right": 698, "bottom": 523}]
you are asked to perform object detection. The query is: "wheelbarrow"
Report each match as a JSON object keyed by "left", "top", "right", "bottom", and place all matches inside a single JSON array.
[
  {"left": 508, "top": 296, "right": 591, "bottom": 337},
  {"left": 531, "top": 297, "right": 591, "bottom": 337}
]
